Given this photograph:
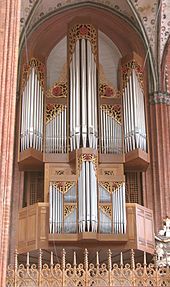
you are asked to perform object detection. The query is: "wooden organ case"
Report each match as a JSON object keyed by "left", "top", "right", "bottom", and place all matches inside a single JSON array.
[{"left": 17, "top": 22, "right": 154, "bottom": 254}]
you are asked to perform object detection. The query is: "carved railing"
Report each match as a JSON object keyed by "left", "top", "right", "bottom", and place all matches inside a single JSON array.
[{"left": 6, "top": 249, "right": 170, "bottom": 287}]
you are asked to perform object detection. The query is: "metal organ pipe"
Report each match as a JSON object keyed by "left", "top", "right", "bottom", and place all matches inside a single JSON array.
[
  {"left": 122, "top": 183, "right": 126, "bottom": 233},
  {"left": 49, "top": 184, "right": 53, "bottom": 233},
  {"left": 64, "top": 107, "right": 67, "bottom": 153},
  {"left": 70, "top": 60, "right": 73, "bottom": 151},
  {"left": 93, "top": 55, "right": 98, "bottom": 150},
  {"left": 72, "top": 52, "right": 76, "bottom": 150},
  {"left": 75, "top": 41, "right": 80, "bottom": 149},
  {"left": 78, "top": 166, "right": 82, "bottom": 232},
  {"left": 33, "top": 71, "right": 37, "bottom": 149},
  {"left": 87, "top": 40, "right": 92, "bottom": 148},
  {"left": 129, "top": 74, "right": 135, "bottom": 150},
  {"left": 20, "top": 63, "right": 44, "bottom": 152},
  {"left": 26, "top": 74, "right": 31, "bottom": 149},
  {"left": 81, "top": 39, "right": 87, "bottom": 148},
  {"left": 36, "top": 76, "right": 40, "bottom": 150},
  {"left": 82, "top": 161, "right": 86, "bottom": 232},
  {"left": 90, "top": 161, "right": 98, "bottom": 232},
  {"left": 123, "top": 87, "right": 128, "bottom": 153},
  {"left": 86, "top": 161, "right": 90, "bottom": 232}
]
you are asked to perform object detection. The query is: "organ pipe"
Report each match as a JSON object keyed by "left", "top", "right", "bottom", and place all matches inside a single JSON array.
[
  {"left": 75, "top": 41, "right": 80, "bottom": 149},
  {"left": 20, "top": 59, "right": 44, "bottom": 152},
  {"left": 81, "top": 38, "right": 87, "bottom": 148},
  {"left": 87, "top": 40, "right": 93, "bottom": 148},
  {"left": 86, "top": 161, "right": 90, "bottom": 232}
]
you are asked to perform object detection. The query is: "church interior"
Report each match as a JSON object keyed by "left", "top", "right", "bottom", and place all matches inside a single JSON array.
[{"left": 0, "top": 0, "right": 170, "bottom": 286}]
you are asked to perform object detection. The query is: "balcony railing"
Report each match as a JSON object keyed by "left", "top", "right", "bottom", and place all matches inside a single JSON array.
[{"left": 6, "top": 249, "right": 170, "bottom": 287}]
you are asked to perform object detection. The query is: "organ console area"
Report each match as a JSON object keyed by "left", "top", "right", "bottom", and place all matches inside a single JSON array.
[{"left": 17, "top": 21, "right": 154, "bottom": 254}]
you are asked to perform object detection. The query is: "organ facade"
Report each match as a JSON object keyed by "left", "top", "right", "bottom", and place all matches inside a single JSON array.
[{"left": 17, "top": 20, "right": 154, "bottom": 254}]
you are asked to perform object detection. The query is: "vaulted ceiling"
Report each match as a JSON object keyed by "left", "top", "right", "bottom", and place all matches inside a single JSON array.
[{"left": 20, "top": 0, "right": 170, "bottom": 64}]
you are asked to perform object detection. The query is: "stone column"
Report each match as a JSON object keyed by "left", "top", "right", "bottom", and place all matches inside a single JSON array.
[
  {"left": 143, "top": 92, "right": 170, "bottom": 232},
  {"left": 0, "top": 0, "right": 20, "bottom": 285}
]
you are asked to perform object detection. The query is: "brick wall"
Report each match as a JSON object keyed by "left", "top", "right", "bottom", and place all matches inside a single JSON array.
[{"left": 0, "top": 0, "right": 20, "bottom": 285}]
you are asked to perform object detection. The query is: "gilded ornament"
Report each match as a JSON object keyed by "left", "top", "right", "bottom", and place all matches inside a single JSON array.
[
  {"left": 64, "top": 205, "right": 76, "bottom": 218},
  {"left": 21, "top": 58, "right": 45, "bottom": 93},
  {"left": 99, "top": 83, "right": 120, "bottom": 98},
  {"left": 46, "top": 82, "right": 68, "bottom": 98},
  {"left": 100, "top": 104, "right": 122, "bottom": 124},
  {"left": 100, "top": 181, "right": 124, "bottom": 193},
  {"left": 78, "top": 154, "right": 97, "bottom": 175},
  {"left": 46, "top": 104, "right": 66, "bottom": 123},
  {"left": 100, "top": 205, "right": 112, "bottom": 217},
  {"left": 51, "top": 182, "right": 75, "bottom": 194},
  {"left": 104, "top": 170, "right": 114, "bottom": 176},
  {"left": 68, "top": 24, "right": 97, "bottom": 62},
  {"left": 55, "top": 170, "right": 65, "bottom": 175},
  {"left": 121, "top": 60, "right": 143, "bottom": 91}
]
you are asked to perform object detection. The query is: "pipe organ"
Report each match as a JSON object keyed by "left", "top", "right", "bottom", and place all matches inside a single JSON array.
[{"left": 18, "top": 21, "right": 150, "bottom": 250}]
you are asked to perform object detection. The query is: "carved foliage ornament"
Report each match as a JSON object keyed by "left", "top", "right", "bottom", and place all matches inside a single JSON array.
[
  {"left": 68, "top": 24, "right": 97, "bottom": 62},
  {"left": 99, "top": 83, "right": 121, "bottom": 99},
  {"left": 78, "top": 154, "right": 97, "bottom": 175},
  {"left": 100, "top": 182, "right": 124, "bottom": 194},
  {"left": 100, "top": 205, "right": 112, "bottom": 218},
  {"left": 46, "top": 104, "right": 66, "bottom": 124},
  {"left": 55, "top": 170, "right": 64, "bottom": 175},
  {"left": 101, "top": 104, "right": 122, "bottom": 124},
  {"left": 64, "top": 205, "right": 76, "bottom": 218},
  {"left": 51, "top": 182, "right": 75, "bottom": 194},
  {"left": 21, "top": 58, "right": 45, "bottom": 92},
  {"left": 104, "top": 170, "right": 114, "bottom": 176},
  {"left": 121, "top": 60, "right": 143, "bottom": 91},
  {"left": 46, "top": 82, "right": 68, "bottom": 98}
]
